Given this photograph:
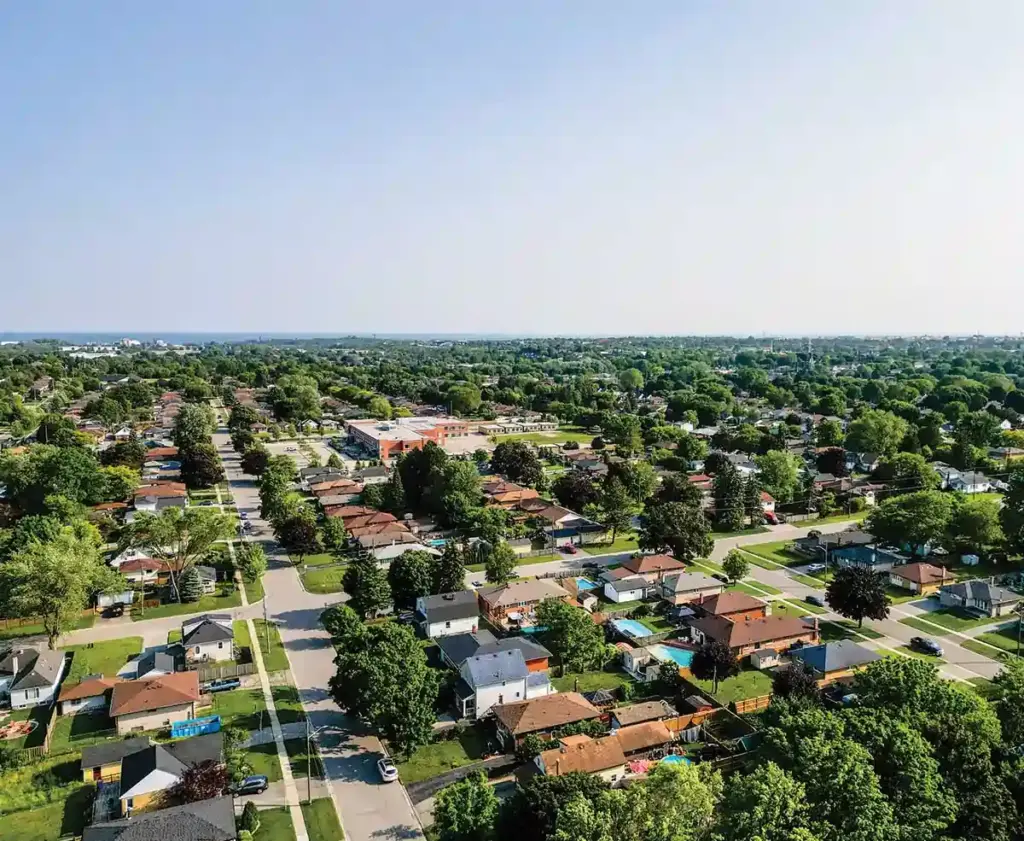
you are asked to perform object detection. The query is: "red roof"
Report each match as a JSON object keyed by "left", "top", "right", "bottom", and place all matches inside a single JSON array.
[
  {"left": 760, "top": 491, "right": 775, "bottom": 502},
  {"left": 687, "top": 474, "right": 712, "bottom": 483},
  {"left": 109, "top": 673, "right": 199, "bottom": 717},
  {"left": 119, "top": 558, "right": 164, "bottom": 573}
]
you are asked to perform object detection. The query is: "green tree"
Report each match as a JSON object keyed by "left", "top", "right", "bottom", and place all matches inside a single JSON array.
[
  {"left": 638, "top": 501, "right": 713, "bottom": 561},
  {"left": 0, "top": 529, "right": 124, "bottom": 649},
  {"left": 240, "top": 801, "right": 261, "bottom": 834},
  {"left": 387, "top": 550, "right": 437, "bottom": 610},
  {"left": 845, "top": 410, "right": 909, "bottom": 457},
  {"left": 180, "top": 442, "right": 225, "bottom": 489},
  {"left": 240, "top": 446, "right": 270, "bottom": 477},
  {"left": 447, "top": 384, "right": 483, "bottom": 416},
  {"left": 552, "top": 472, "right": 600, "bottom": 513},
  {"left": 236, "top": 542, "right": 267, "bottom": 584},
  {"left": 754, "top": 450, "right": 801, "bottom": 503},
  {"left": 946, "top": 494, "right": 1003, "bottom": 556},
  {"left": 717, "top": 761, "right": 815, "bottom": 841},
  {"left": 172, "top": 403, "right": 216, "bottom": 451},
  {"left": 484, "top": 540, "right": 518, "bottom": 585},
  {"left": 873, "top": 452, "right": 939, "bottom": 493},
  {"left": 276, "top": 507, "right": 321, "bottom": 564},
  {"left": 433, "top": 773, "right": 498, "bottom": 841},
  {"left": 0, "top": 445, "right": 108, "bottom": 513},
  {"left": 999, "top": 470, "right": 1024, "bottom": 555},
  {"left": 435, "top": 541, "right": 467, "bottom": 594},
  {"left": 712, "top": 463, "right": 746, "bottom": 531},
  {"left": 321, "top": 604, "right": 365, "bottom": 645},
  {"left": 125, "top": 507, "right": 233, "bottom": 603},
  {"left": 721, "top": 549, "right": 749, "bottom": 583},
  {"left": 382, "top": 468, "right": 406, "bottom": 514},
  {"left": 100, "top": 465, "right": 139, "bottom": 501},
  {"left": 367, "top": 396, "right": 392, "bottom": 419},
  {"left": 815, "top": 419, "right": 845, "bottom": 448},
  {"left": 619, "top": 368, "right": 644, "bottom": 391},
  {"left": 178, "top": 566, "right": 204, "bottom": 602},
  {"left": 320, "top": 517, "right": 348, "bottom": 556},
  {"left": 992, "top": 658, "right": 1024, "bottom": 748},
  {"left": 690, "top": 640, "right": 739, "bottom": 693},
  {"left": 328, "top": 622, "right": 439, "bottom": 756},
  {"left": 342, "top": 557, "right": 392, "bottom": 619},
  {"left": 614, "top": 461, "right": 658, "bottom": 505},
  {"left": 100, "top": 438, "right": 147, "bottom": 469},
  {"left": 600, "top": 477, "right": 634, "bottom": 541},
  {"left": 326, "top": 452, "right": 343, "bottom": 469},
  {"left": 866, "top": 491, "right": 954, "bottom": 556},
  {"left": 825, "top": 566, "right": 891, "bottom": 627},
  {"left": 771, "top": 663, "right": 821, "bottom": 702},
  {"left": 496, "top": 773, "right": 610, "bottom": 841},
  {"left": 490, "top": 441, "right": 543, "bottom": 486},
  {"left": 535, "top": 599, "right": 608, "bottom": 674}
]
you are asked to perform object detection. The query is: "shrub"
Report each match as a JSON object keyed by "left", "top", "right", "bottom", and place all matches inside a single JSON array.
[{"left": 241, "top": 801, "right": 261, "bottom": 834}]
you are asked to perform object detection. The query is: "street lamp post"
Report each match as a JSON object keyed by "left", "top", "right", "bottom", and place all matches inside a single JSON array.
[{"left": 305, "top": 721, "right": 330, "bottom": 803}]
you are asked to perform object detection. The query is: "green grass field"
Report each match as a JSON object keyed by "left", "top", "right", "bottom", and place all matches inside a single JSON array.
[
  {"left": 961, "top": 638, "right": 1013, "bottom": 663},
  {"left": 234, "top": 619, "right": 252, "bottom": 649},
  {"left": 693, "top": 667, "right": 773, "bottom": 706},
  {"left": 210, "top": 688, "right": 268, "bottom": 732},
  {"left": 712, "top": 526, "right": 770, "bottom": 540},
  {"left": 294, "top": 553, "right": 339, "bottom": 568},
  {"left": 252, "top": 807, "right": 297, "bottom": 841},
  {"left": 272, "top": 685, "right": 307, "bottom": 725},
  {"left": 48, "top": 713, "right": 116, "bottom": 754},
  {"left": 583, "top": 535, "right": 639, "bottom": 555},
  {"left": 244, "top": 575, "right": 266, "bottom": 603},
  {"left": 0, "top": 612, "right": 95, "bottom": 642},
  {"left": 495, "top": 426, "right": 594, "bottom": 445},
  {"left": 895, "top": 645, "right": 947, "bottom": 663},
  {"left": 132, "top": 584, "right": 241, "bottom": 620},
  {"left": 551, "top": 669, "right": 634, "bottom": 694},
  {"left": 0, "top": 786, "right": 93, "bottom": 841},
  {"left": 797, "top": 512, "right": 869, "bottom": 527},
  {"left": 253, "top": 619, "right": 291, "bottom": 672},
  {"left": 301, "top": 566, "right": 346, "bottom": 594},
  {"left": 245, "top": 741, "right": 284, "bottom": 782},
  {"left": 284, "top": 737, "right": 325, "bottom": 779},
  {"left": 302, "top": 799, "right": 345, "bottom": 841},
  {"left": 394, "top": 727, "right": 487, "bottom": 784},
  {"left": 62, "top": 636, "right": 142, "bottom": 682},
  {"left": 898, "top": 608, "right": 1007, "bottom": 636},
  {"left": 972, "top": 624, "right": 1024, "bottom": 656}
]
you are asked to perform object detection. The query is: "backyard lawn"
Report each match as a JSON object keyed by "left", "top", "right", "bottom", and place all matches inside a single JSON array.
[
  {"left": 0, "top": 785, "right": 93, "bottom": 841},
  {"left": 551, "top": 668, "right": 634, "bottom": 694},
  {"left": 693, "top": 667, "right": 773, "bottom": 706},
  {"left": 301, "top": 567, "right": 346, "bottom": 595},
  {"left": 394, "top": 727, "right": 488, "bottom": 784},
  {"left": 209, "top": 688, "right": 268, "bottom": 732},
  {"left": 252, "top": 807, "right": 297, "bottom": 841},
  {"left": 272, "top": 685, "right": 307, "bottom": 725},
  {"left": 132, "top": 584, "right": 241, "bottom": 620},
  {"left": 62, "top": 636, "right": 143, "bottom": 682},
  {"left": 49, "top": 713, "right": 116, "bottom": 753},
  {"left": 302, "top": 798, "right": 345, "bottom": 841},
  {"left": 253, "top": 620, "right": 291, "bottom": 673},
  {"left": 583, "top": 535, "right": 639, "bottom": 555},
  {"left": 245, "top": 741, "right": 284, "bottom": 782}
]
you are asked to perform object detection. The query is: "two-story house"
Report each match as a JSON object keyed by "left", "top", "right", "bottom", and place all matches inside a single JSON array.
[
  {"left": 659, "top": 572, "right": 726, "bottom": 607},
  {"left": 415, "top": 591, "right": 479, "bottom": 638},
  {"left": 181, "top": 615, "right": 234, "bottom": 665},
  {"left": 454, "top": 649, "right": 553, "bottom": 719},
  {"left": 0, "top": 647, "right": 66, "bottom": 709}
]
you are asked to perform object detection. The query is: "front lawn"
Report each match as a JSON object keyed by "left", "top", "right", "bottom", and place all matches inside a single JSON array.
[
  {"left": 245, "top": 741, "right": 283, "bottom": 782},
  {"left": 63, "top": 636, "right": 143, "bottom": 682},
  {"left": 896, "top": 645, "right": 946, "bottom": 663},
  {"left": 693, "top": 667, "right": 773, "bottom": 706},
  {"left": 740, "top": 541, "right": 806, "bottom": 568},
  {"left": 132, "top": 584, "right": 241, "bottom": 621},
  {"left": 883, "top": 586, "right": 923, "bottom": 605},
  {"left": 272, "top": 685, "right": 307, "bottom": 725},
  {"left": 394, "top": 727, "right": 487, "bottom": 785},
  {"left": 0, "top": 612, "right": 95, "bottom": 642},
  {"left": 467, "top": 553, "right": 562, "bottom": 573},
  {"left": 302, "top": 798, "right": 345, "bottom": 841},
  {"left": 550, "top": 668, "right": 634, "bottom": 694},
  {"left": 294, "top": 553, "right": 339, "bottom": 568},
  {"left": 301, "top": 567, "right": 346, "bottom": 594},
  {"left": 712, "top": 526, "right": 770, "bottom": 540},
  {"left": 253, "top": 620, "right": 291, "bottom": 673},
  {"left": 731, "top": 579, "right": 782, "bottom": 597},
  {"left": 244, "top": 576, "right": 266, "bottom": 604},
  {"left": 583, "top": 535, "right": 639, "bottom": 555},
  {"left": 252, "top": 806, "right": 297, "bottom": 841},
  {"left": 973, "top": 625, "right": 1024, "bottom": 656},
  {"left": 284, "top": 737, "right": 324, "bottom": 779},
  {"left": 898, "top": 608, "right": 1006, "bottom": 637},
  {"left": 798, "top": 512, "right": 868, "bottom": 527},
  {"left": 961, "top": 638, "right": 1013, "bottom": 663},
  {"left": 209, "top": 688, "right": 268, "bottom": 732},
  {"left": 234, "top": 619, "right": 252, "bottom": 650}
]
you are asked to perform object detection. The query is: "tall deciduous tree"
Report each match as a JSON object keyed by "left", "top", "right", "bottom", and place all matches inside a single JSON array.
[
  {"left": 172, "top": 403, "right": 216, "bottom": 451},
  {"left": 329, "top": 622, "right": 439, "bottom": 756},
  {"left": 180, "top": 442, "right": 225, "bottom": 488},
  {"left": 240, "top": 445, "right": 270, "bottom": 477},
  {"left": 721, "top": 549, "right": 749, "bottom": 583},
  {"left": 433, "top": 773, "right": 498, "bottom": 841},
  {"left": 690, "top": 640, "right": 739, "bottom": 693},
  {"left": 387, "top": 550, "right": 437, "bottom": 610},
  {"left": 484, "top": 540, "right": 518, "bottom": 585},
  {"left": 236, "top": 542, "right": 267, "bottom": 584},
  {"left": 342, "top": 557, "right": 392, "bottom": 619},
  {"left": 600, "top": 477, "right": 634, "bottom": 541},
  {"left": 755, "top": 450, "right": 801, "bottom": 503},
  {"left": 552, "top": 472, "right": 600, "bottom": 513},
  {"left": 170, "top": 760, "right": 229, "bottom": 803},
  {"left": 825, "top": 567, "right": 891, "bottom": 628},
  {"left": 717, "top": 761, "right": 815, "bottom": 841},
  {"left": 845, "top": 410, "right": 908, "bottom": 457},
  {"left": 276, "top": 506, "right": 321, "bottom": 563},
  {"left": 435, "top": 541, "right": 467, "bottom": 594},
  {"left": 490, "top": 441, "right": 543, "bottom": 486},
  {"left": 125, "top": 507, "right": 233, "bottom": 603},
  {"left": 0, "top": 529, "right": 123, "bottom": 648},
  {"left": 865, "top": 491, "right": 954, "bottom": 556},
  {"left": 638, "top": 502, "right": 713, "bottom": 561},
  {"left": 712, "top": 463, "right": 746, "bottom": 531},
  {"left": 535, "top": 599, "right": 608, "bottom": 674}
]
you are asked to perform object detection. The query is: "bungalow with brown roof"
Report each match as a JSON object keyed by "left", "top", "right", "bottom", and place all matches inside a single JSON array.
[
  {"left": 695, "top": 591, "right": 768, "bottom": 622},
  {"left": 493, "top": 691, "right": 601, "bottom": 748},
  {"left": 477, "top": 579, "right": 571, "bottom": 629},
  {"left": 614, "top": 720, "right": 675, "bottom": 757},
  {"left": 535, "top": 735, "right": 627, "bottom": 781},
  {"left": 620, "top": 554, "right": 686, "bottom": 582},
  {"left": 888, "top": 562, "right": 949, "bottom": 596},
  {"left": 690, "top": 614, "right": 819, "bottom": 657},
  {"left": 59, "top": 675, "right": 124, "bottom": 716},
  {"left": 109, "top": 673, "right": 200, "bottom": 736}
]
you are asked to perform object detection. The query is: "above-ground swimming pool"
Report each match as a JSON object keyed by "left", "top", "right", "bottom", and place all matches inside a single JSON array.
[
  {"left": 648, "top": 643, "right": 695, "bottom": 668},
  {"left": 575, "top": 577, "right": 600, "bottom": 592},
  {"left": 611, "top": 617, "right": 655, "bottom": 639}
]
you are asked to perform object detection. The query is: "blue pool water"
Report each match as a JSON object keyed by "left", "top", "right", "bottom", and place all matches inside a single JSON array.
[
  {"left": 575, "top": 577, "right": 599, "bottom": 591},
  {"left": 661, "top": 754, "right": 693, "bottom": 766},
  {"left": 648, "top": 644, "right": 695, "bottom": 668},
  {"left": 611, "top": 618, "right": 654, "bottom": 639}
]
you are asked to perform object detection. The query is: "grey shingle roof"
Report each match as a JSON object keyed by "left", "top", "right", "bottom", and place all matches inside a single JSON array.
[
  {"left": 417, "top": 590, "right": 479, "bottom": 623},
  {"left": 181, "top": 617, "right": 233, "bottom": 646},
  {"left": 165, "top": 732, "right": 223, "bottom": 767},
  {"left": 660, "top": 572, "right": 722, "bottom": 594},
  {"left": 791, "top": 640, "right": 881, "bottom": 674},
  {"left": 83, "top": 796, "right": 236, "bottom": 841},
  {"left": 606, "top": 576, "right": 649, "bottom": 593},
  {"left": 477, "top": 636, "right": 552, "bottom": 663},
  {"left": 119, "top": 745, "right": 186, "bottom": 795},
  {"left": 8, "top": 648, "right": 66, "bottom": 691},
  {"left": 463, "top": 649, "right": 528, "bottom": 688},
  {"left": 136, "top": 650, "right": 176, "bottom": 677},
  {"left": 80, "top": 737, "right": 154, "bottom": 771},
  {"left": 942, "top": 579, "right": 1021, "bottom": 606},
  {"left": 435, "top": 631, "right": 497, "bottom": 667}
]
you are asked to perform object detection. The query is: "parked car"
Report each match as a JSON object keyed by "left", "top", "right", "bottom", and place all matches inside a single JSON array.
[
  {"left": 712, "top": 573, "right": 729, "bottom": 583},
  {"left": 233, "top": 775, "right": 269, "bottom": 796},
  {"left": 202, "top": 678, "right": 241, "bottom": 694},
  {"left": 562, "top": 545, "right": 578, "bottom": 555},
  {"left": 806, "top": 595, "right": 826, "bottom": 608},
  {"left": 377, "top": 757, "right": 399, "bottom": 782},
  {"left": 581, "top": 561, "right": 599, "bottom": 570},
  {"left": 104, "top": 603, "right": 125, "bottom": 618},
  {"left": 806, "top": 563, "right": 826, "bottom": 573},
  {"left": 910, "top": 636, "right": 944, "bottom": 657},
  {"left": 764, "top": 511, "right": 779, "bottom": 525}
]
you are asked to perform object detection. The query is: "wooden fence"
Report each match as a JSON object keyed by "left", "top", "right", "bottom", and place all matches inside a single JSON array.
[
  {"left": 192, "top": 661, "right": 256, "bottom": 681},
  {"left": 19, "top": 704, "right": 59, "bottom": 760},
  {"left": 732, "top": 694, "right": 772, "bottom": 715}
]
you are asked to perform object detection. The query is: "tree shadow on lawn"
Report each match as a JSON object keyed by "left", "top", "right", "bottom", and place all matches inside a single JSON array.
[{"left": 61, "top": 784, "right": 95, "bottom": 837}]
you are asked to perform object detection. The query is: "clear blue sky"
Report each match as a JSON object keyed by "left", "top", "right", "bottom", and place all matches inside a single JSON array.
[{"left": 3, "top": 1, "right": 1024, "bottom": 335}]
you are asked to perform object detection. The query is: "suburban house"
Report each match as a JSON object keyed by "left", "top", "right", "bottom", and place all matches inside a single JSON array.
[
  {"left": 619, "top": 553, "right": 687, "bottom": 582},
  {"left": 0, "top": 647, "right": 66, "bottom": 709},
  {"left": 454, "top": 649, "right": 553, "bottom": 719},
  {"left": 950, "top": 470, "right": 993, "bottom": 494},
  {"left": 116, "top": 733, "right": 223, "bottom": 815},
  {"left": 603, "top": 576, "right": 653, "bottom": 604},
  {"left": 689, "top": 614, "right": 820, "bottom": 657},
  {"left": 437, "top": 631, "right": 552, "bottom": 672},
  {"left": 109, "top": 672, "right": 200, "bottom": 735},
  {"left": 610, "top": 699, "right": 678, "bottom": 731},
  {"left": 181, "top": 615, "right": 234, "bottom": 665},
  {"left": 790, "top": 640, "right": 881, "bottom": 685},
  {"left": 82, "top": 796, "right": 237, "bottom": 841},
  {"left": 695, "top": 591, "right": 768, "bottom": 622},
  {"left": 615, "top": 720, "right": 676, "bottom": 758},
  {"left": 535, "top": 734, "right": 627, "bottom": 781},
  {"left": 482, "top": 479, "right": 540, "bottom": 508},
  {"left": 415, "top": 591, "right": 480, "bottom": 638},
  {"left": 59, "top": 675, "right": 123, "bottom": 716},
  {"left": 939, "top": 579, "right": 1023, "bottom": 618},
  {"left": 352, "top": 465, "right": 390, "bottom": 485},
  {"left": 793, "top": 528, "right": 874, "bottom": 556},
  {"left": 136, "top": 651, "right": 176, "bottom": 679},
  {"left": 493, "top": 691, "right": 601, "bottom": 748},
  {"left": 659, "top": 572, "right": 726, "bottom": 607},
  {"left": 119, "top": 557, "right": 165, "bottom": 587},
  {"left": 889, "top": 562, "right": 949, "bottom": 596},
  {"left": 370, "top": 542, "right": 441, "bottom": 566},
  {"left": 620, "top": 644, "right": 698, "bottom": 682},
  {"left": 477, "top": 579, "right": 570, "bottom": 629},
  {"left": 80, "top": 737, "right": 153, "bottom": 783}
]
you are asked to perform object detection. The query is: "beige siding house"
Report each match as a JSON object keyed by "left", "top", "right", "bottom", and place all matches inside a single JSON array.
[{"left": 109, "top": 673, "right": 200, "bottom": 736}]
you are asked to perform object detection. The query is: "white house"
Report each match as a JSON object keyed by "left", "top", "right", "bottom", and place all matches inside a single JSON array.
[
  {"left": 371, "top": 542, "right": 441, "bottom": 566},
  {"left": 58, "top": 675, "right": 123, "bottom": 716},
  {"left": 0, "top": 647, "right": 66, "bottom": 709},
  {"left": 181, "top": 615, "right": 234, "bottom": 665},
  {"left": 950, "top": 471, "right": 992, "bottom": 495},
  {"left": 455, "top": 649, "right": 552, "bottom": 719},
  {"left": 416, "top": 591, "right": 480, "bottom": 638},
  {"left": 603, "top": 576, "right": 650, "bottom": 604}
]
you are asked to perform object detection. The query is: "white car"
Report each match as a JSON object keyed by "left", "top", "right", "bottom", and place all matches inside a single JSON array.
[
  {"left": 377, "top": 757, "right": 399, "bottom": 783},
  {"left": 806, "top": 563, "right": 826, "bottom": 573}
]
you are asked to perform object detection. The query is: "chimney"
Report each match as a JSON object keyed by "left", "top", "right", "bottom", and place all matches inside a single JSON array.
[
  {"left": 10, "top": 653, "right": 17, "bottom": 675},
  {"left": 813, "top": 617, "right": 820, "bottom": 636}
]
